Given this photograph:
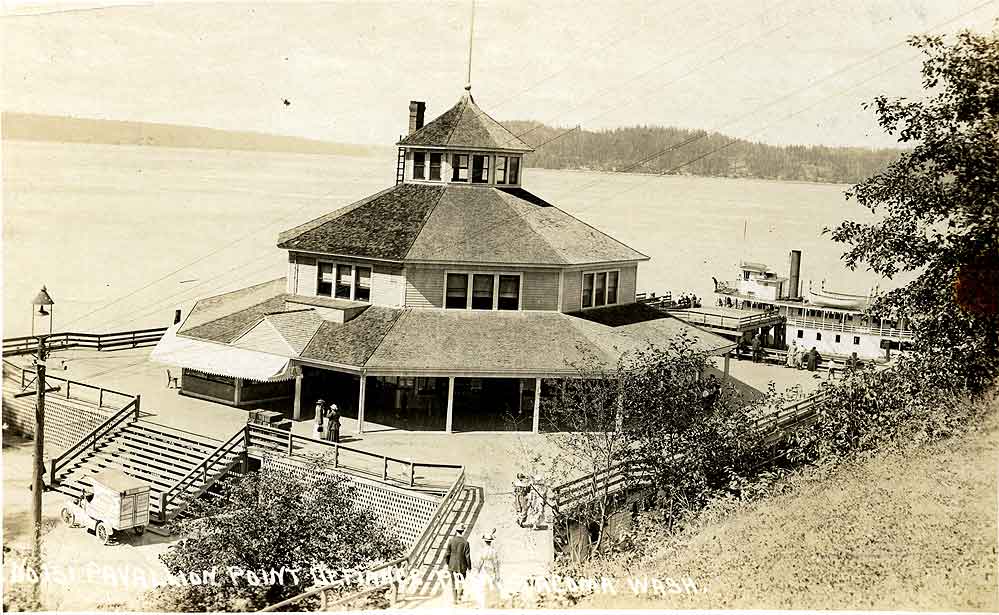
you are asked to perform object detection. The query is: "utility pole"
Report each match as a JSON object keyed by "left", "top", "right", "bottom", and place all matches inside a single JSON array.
[{"left": 31, "top": 334, "right": 47, "bottom": 591}]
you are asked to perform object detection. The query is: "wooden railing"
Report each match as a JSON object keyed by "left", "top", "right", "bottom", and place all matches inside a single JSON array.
[
  {"left": 47, "top": 395, "right": 141, "bottom": 485},
  {"left": 258, "top": 465, "right": 468, "bottom": 612},
  {"left": 2, "top": 327, "right": 167, "bottom": 357},
  {"left": 17, "top": 367, "right": 136, "bottom": 410},
  {"left": 672, "top": 308, "right": 784, "bottom": 331},
  {"left": 552, "top": 387, "right": 834, "bottom": 512},
  {"left": 785, "top": 317, "right": 913, "bottom": 339},
  {"left": 158, "top": 428, "right": 245, "bottom": 523},
  {"left": 245, "top": 424, "right": 459, "bottom": 491}
]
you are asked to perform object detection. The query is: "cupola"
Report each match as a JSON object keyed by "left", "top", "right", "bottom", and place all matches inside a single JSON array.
[{"left": 395, "top": 89, "right": 534, "bottom": 187}]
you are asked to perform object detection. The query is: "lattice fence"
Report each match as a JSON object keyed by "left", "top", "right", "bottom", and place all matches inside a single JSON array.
[
  {"left": 260, "top": 454, "right": 439, "bottom": 547},
  {"left": 3, "top": 371, "right": 112, "bottom": 460}
]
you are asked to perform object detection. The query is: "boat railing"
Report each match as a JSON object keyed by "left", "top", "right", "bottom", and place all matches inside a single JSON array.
[{"left": 786, "top": 317, "right": 912, "bottom": 339}]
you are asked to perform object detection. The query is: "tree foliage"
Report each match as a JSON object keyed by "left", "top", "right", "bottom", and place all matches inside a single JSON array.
[
  {"left": 150, "top": 459, "right": 404, "bottom": 612},
  {"left": 828, "top": 28, "right": 999, "bottom": 391},
  {"left": 537, "top": 335, "right": 778, "bottom": 559},
  {"left": 504, "top": 121, "right": 901, "bottom": 183}
]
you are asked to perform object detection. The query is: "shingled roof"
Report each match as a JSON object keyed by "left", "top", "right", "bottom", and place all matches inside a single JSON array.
[
  {"left": 278, "top": 184, "right": 648, "bottom": 265},
  {"left": 175, "top": 283, "right": 734, "bottom": 375},
  {"left": 397, "top": 92, "right": 533, "bottom": 152}
]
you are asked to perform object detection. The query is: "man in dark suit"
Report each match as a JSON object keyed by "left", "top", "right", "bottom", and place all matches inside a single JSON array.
[{"left": 442, "top": 523, "right": 471, "bottom": 603}]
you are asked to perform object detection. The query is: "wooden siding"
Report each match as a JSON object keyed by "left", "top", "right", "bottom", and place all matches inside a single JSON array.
[
  {"left": 287, "top": 253, "right": 298, "bottom": 295},
  {"left": 562, "top": 270, "right": 583, "bottom": 312},
  {"left": 619, "top": 264, "right": 638, "bottom": 304},
  {"left": 405, "top": 266, "right": 444, "bottom": 308},
  {"left": 372, "top": 264, "right": 405, "bottom": 307},
  {"left": 522, "top": 270, "right": 560, "bottom": 310},
  {"left": 294, "top": 254, "right": 318, "bottom": 296}
]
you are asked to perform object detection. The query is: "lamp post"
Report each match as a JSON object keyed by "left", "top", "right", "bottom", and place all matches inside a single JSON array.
[{"left": 29, "top": 286, "right": 54, "bottom": 589}]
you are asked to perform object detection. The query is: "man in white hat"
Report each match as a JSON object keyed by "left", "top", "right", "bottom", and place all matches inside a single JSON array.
[{"left": 442, "top": 523, "right": 471, "bottom": 603}]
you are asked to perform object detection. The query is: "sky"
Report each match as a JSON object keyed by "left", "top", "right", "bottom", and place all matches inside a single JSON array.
[{"left": 2, "top": 0, "right": 997, "bottom": 148}]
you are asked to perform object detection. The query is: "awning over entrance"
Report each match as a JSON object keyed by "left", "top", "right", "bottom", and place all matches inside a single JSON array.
[{"left": 151, "top": 326, "right": 295, "bottom": 382}]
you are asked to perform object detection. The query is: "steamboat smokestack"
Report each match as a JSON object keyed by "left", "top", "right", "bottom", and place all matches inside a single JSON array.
[
  {"left": 408, "top": 101, "right": 426, "bottom": 135},
  {"left": 788, "top": 249, "right": 802, "bottom": 299}
]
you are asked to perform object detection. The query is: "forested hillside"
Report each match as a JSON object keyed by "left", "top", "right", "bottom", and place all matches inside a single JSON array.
[{"left": 503, "top": 121, "right": 901, "bottom": 184}]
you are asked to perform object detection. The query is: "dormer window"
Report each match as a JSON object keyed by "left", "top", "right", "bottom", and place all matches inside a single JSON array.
[
  {"left": 452, "top": 154, "right": 469, "bottom": 181},
  {"left": 472, "top": 155, "right": 489, "bottom": 184}
]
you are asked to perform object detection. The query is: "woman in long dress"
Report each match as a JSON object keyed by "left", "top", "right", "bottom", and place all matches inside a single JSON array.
[
  {"left": 313, "top": 399, "right": 326, "bottom": 440},
  {"left": 786, "top": 341, "right": 798, "bottom": 368},
  {"left": 474, "top": 530, "right": 501, "bottom": 608}
]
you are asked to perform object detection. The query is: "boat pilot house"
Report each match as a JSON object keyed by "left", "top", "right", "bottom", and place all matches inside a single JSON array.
[{"left": 152, "top": 89, "right": 735, "bottom": 432}]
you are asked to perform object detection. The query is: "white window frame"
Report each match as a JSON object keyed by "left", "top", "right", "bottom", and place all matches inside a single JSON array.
[
  {"left": 579, "top": 268, "right": 621, "bottom": 310},
  {"left": 442, "top": 270, "right": 523, "bottom": 311},
  {"left": 316, "top": 260, "right": 372, "bottom": 302},
  {"left": 412, "top": 150, "right": 427, "bottom": 180}
]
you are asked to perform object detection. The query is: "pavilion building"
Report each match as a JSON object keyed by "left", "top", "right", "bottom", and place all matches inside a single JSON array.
[{"left": 151, "top": 89, "right": 736, "bottom": 433}]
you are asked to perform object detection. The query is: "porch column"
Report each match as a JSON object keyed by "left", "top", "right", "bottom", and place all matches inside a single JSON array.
[
  {"left": 723, "top": 352, "right": 730, "bottom": 380},
  {"left": 357, "top": 374, "right": 367, "bottom": 434},
  {"left": 234, "top": 378, "right": 243, "bottom": 406},
  {"left": 445, "top": 377, "right": 455, "bottom": 433},
  {"left": 292, "top": 371, "right": 303, "bottom": 420},
  {"left": 532, "top": 377, "right": 542, "bottom": 433}
]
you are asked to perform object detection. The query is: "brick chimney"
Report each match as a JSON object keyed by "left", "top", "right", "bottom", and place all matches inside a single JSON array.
[{"left": 408, "top": 101, "right": 426, "bottom": 135}]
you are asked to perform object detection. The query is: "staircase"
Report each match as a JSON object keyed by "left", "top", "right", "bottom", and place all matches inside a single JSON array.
[{"left": 48, "top": 421, "right": 243, "bottom": 525}]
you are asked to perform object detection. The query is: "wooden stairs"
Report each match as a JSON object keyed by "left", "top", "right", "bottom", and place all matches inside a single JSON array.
[{"left": 47, "top": 421, "right": 243, "bottom": 527}]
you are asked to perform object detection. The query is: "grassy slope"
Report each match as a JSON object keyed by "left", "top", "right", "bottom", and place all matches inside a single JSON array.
[{"left": 578, "top": 403, "right": 998, "bottom": 611}]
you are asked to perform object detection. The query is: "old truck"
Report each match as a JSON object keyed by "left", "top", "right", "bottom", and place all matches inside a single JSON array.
[{"left": 60, "top": 469, "right": 151, "bottom": 544}]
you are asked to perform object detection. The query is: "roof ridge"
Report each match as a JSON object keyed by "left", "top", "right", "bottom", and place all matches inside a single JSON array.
[
  {"left": 462, "top": 96, "right": 534, "bottom": 151},
  {"left": 359, "top": 307, "right": 408, "bottom": 369},
  {"left": 399, "top": 184, "right": 449, "bottom": 260},
  {"left": 443, "top": 95, "right": 469, "bottom": 148},
  {"left": 491, "top": 187, "right": 569, "bottom": 266}
]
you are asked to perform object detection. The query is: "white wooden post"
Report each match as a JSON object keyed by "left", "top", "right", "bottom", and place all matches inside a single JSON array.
[
  {"left": 234, "top": 378, "right": 243, "bottom": 407},
  {"left": 532, "top": 377, "right": 542, "bottom": 433},
  {"left": 292, "top": 371, "right": 303, "bottom": 421},
  {"left": 445, "top": 377, "right": 455, "bottom": 433},
  {"left": 357, "top": 374, "right": 367, "bottom": 434}
]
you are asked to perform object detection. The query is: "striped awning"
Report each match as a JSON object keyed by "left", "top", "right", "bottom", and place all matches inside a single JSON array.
[{"left": 150, "top": 326, "right": 295, "bottom": 382}]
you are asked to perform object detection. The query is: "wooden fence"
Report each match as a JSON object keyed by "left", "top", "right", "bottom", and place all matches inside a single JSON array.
[
  {"left": 2, "top": 327, "right": 167, "bottom": 357},
  {"left": 552, "top": 387, "right": 833, "bottom": 512}
]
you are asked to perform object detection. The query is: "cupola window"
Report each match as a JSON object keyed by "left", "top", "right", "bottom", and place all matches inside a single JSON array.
[
  {"left": 413, "top": 152, "right": 426, "bottom": 180},
  {"left": 452, "top": 154, "right": 469, "bottom": 181},
  {"left": 472, "top": 155, "right": 490, "bottom": 184},
  {"left": 429, "top": 153, "right": 442, "bottom": 180},
  {"left": 495, "top": 156, "right": 507, "bottom": 184},
  {"left": 508, "top": 157, "right": 520, "bottom": 184}
]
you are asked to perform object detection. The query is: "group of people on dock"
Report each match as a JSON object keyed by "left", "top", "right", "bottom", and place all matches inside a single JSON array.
[
  {"left": 312, "top": 399, "right": 341, "bottom": 443},
  {"left": 785, "top": 340, "right": 822, "bottom": 371}
]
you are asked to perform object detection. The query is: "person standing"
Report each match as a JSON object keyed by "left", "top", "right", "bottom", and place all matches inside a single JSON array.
[
  {"left": 807, "top": 347, "right": 821, "bottom": 372},
  {"left": 475, "top": 530, "right": 501, "bottom": 608},
  {"left": 751, "top": 334, "right": 762, "bottom": 363},
  {"left": 846, "top": 351, "right": 860, "bottom": 371},
  {"left": 527, "top": 475, "right": 546, "bottom": 529},
  {"left": 786, "top": 341, "right": 798, "bottom": 368},
  {"left": 512, "top": 473, "right": 530, "bottom": 527},
  {"left": 327, "top": 404, "right": 340, "bottom": 443},
  {"left": 313, "top": 399, "right": 326, "bottom": 440},
  {"left": 442, "top": 523, "right": 471, "bottom": 604}
]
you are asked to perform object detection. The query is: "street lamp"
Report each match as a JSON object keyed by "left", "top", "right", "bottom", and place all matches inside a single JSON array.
[
  {"left": 31, "top": 286, "right": 55, "bottom": 337},
  {"left": 29, "top": 286, "right": 54, "bottom": 591}
]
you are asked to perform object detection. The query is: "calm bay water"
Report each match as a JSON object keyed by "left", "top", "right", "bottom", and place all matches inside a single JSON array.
[{"left": 3, "top": 140, "right": 892, "bottom": 337}]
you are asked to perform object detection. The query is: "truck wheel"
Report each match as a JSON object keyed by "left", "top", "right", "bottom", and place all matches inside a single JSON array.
[
  {"left": 133, "top": 526, "right": 145, "bottom": 536},
  {"left": 96, "top": 522, "right": 111, "bottom": 545},
  {"left": 60, "top": 508, "right": 75, "bottom": 527}
]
